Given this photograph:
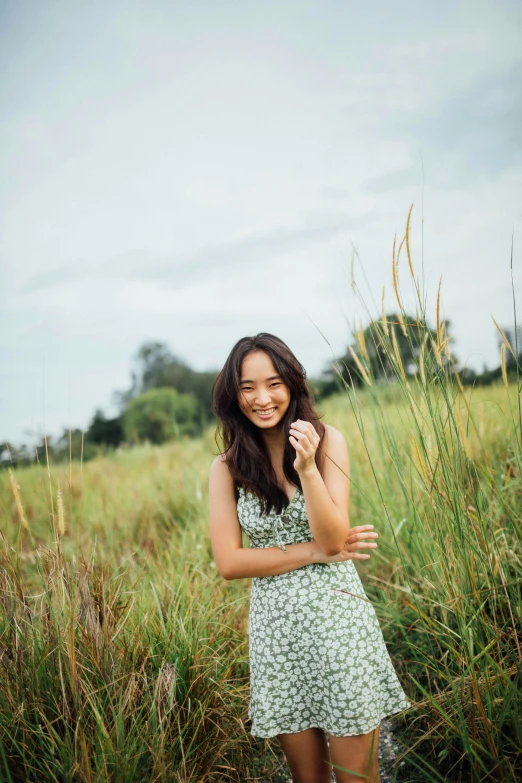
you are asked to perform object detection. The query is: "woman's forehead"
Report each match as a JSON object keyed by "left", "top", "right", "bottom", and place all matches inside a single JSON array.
[{"left": 240, "top": 351, "right": 279, "bottom": 380}]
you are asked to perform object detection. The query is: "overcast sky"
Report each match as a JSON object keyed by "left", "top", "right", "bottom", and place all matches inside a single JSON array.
[{"left": 1, "top": 0, "right": 521, "bottom": 446}]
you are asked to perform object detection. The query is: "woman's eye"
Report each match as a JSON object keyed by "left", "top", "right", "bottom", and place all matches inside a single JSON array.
[{"left": 270, "top": 383, "right": 280, "bottom": 387}]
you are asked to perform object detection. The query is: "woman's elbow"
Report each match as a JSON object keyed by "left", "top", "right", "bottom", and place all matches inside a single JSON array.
[
  {"left": 211, "top": 543, "right": 242, "bottom": 580},
  {"left": 322, "top": 529, "right": 349, "bottom": 556},
  {"left": 323, "top": 544, "right": 343, "bottom": 556},
  {"left": 215, "top": 558, "right": 236, "bottom": 581},
  {"left": 215, "top": 563, "right": 230, "bottom": 580}
]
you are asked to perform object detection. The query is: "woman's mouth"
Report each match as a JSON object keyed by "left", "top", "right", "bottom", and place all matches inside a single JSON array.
[{"left": 254, "top": 407, "right": 277, "bottom": 418}]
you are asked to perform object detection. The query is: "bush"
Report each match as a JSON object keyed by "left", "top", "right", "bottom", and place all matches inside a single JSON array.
[{"left": 123, "top": 387, "right": 200, "bottom": 444}]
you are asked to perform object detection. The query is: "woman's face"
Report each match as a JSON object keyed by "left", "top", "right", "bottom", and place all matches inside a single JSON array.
[{"left": 237, "top": 351, "right": 291, "bottom": 429}]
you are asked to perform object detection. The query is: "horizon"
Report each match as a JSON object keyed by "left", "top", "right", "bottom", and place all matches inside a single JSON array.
[{"left": 2, "top": 0, "right": 521, "bottom": 446}]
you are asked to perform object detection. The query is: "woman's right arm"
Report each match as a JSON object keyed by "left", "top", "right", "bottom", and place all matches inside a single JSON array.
[{"left": 208, "top": 456, "right": 377, "bottom": 580}]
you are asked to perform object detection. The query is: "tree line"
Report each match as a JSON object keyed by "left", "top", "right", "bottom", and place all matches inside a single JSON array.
[{"left": 1, "top": 313, "right": 516, "bottom": 467}]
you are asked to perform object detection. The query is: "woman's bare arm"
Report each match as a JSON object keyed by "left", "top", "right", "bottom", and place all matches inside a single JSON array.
[
  {"left": 290, "top": 422, "right": 351, "bottom": 555},
  {"left": 208, "top": 455, "right": 377, "bottom": 580},
  {"left": 208, "top": 455, "right": 320, "bottom": 579}
]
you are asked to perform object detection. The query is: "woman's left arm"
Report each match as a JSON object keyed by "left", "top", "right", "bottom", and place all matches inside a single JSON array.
[{"left": 289, "top": 420, "right": 351, "bottom": 555}]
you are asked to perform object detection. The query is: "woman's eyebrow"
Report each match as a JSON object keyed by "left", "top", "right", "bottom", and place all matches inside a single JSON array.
[{"left": 240, "top": 375, "right": 281, "bottom": 384}]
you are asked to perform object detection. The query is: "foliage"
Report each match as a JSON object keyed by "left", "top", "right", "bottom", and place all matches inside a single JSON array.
[
  {"left": 317, "top": 312, "right": 455, "bottom": 398},
  {"left": 0, "top": 431, "right": 101, "bottom": 469},
  {"left": 316, "top": 205, "right": 522, "bottom": 782},
  {"left": 0, "top": 438, "right": 276, "bottom": 782},
  {"left": 115, "top": 341, "right": 217, "bottom": 427},
  {"left": 123, "top": 387, "right": 200, "bottom": 444},
  {"left": 1, "top": 380, "right": 521, "bottom": 782},
  {"left": 1, "top": 207, "right": 520, "bottom": 781},
  {"left": 87, "top": 409, "right": 125, "bottom": 447}
]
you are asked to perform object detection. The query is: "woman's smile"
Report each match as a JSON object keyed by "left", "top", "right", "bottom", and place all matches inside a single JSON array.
[
  {"left": 237, "top": 351, "right": 291, "bottom": 432},
  {"left": 253, "top": 406, "right": 277, "bottom": 418}
]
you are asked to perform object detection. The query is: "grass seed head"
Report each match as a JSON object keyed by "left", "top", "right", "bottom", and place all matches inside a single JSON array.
[
  {"left": 8, "top": 468, "right": 29, "bottom": 530},
  {"left": 492, "top": 316, "right": 516, "bottom": 359},
  {"left": 501, "top": 343, "right": 508, "bottom": 387},
  {"left": 398, "top": 310, "right": 408, "bottom": 337},
  {"left": 57, "top": 482, "right": 65, "bottom": 536},
  {"left": 392, "top": 256, "right": 403, "bottom": 312},
  {"left": 391, "top": 325, "right": 407, "bottom": 383},
  {"left": 405, "top": 203, "right": 415, "bottom": 278},
  {"left": 431, "top": 337, "right": 443, "bottom": 368},
  {"left": 348, "top": 345, "right": 372, "bottom": 386},
  {"left": 356, "top": 327, "right": 369, "bottom": 361},
  {"left": 381, "top": 287, "right": 389, "bottom": 337}
]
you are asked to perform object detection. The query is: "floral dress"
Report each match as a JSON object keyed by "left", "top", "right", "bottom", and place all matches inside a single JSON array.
[{"left": 236, "top": 485, "right": 410, "bottom": 738}]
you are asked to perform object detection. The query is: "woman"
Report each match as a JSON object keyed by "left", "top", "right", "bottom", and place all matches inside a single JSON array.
[{"left": 208, "top": 333, "right": 410, "bottom": 783}]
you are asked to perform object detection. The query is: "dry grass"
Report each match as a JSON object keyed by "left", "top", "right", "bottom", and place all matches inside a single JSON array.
[{"left": 1, "top": 209, "right": 520, "bottom": 782}]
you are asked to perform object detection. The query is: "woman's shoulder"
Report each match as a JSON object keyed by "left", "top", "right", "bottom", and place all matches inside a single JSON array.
[
  {"left": 322, "top": 423, "right": 347, "bottom": 444},
  {"left": 209, "top": 453, "right": 236, "bottom": 498},
  {"left": 210, "top": 452, "right": 237, "bottom": 481},
  {"left": 210, "top": 452, "right": 230, "bottom": 476},
  {"left": 321, "top": 424, "right": 349, "bottom": 466}
]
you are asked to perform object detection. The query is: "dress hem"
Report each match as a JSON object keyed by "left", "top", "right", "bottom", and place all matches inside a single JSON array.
[{"left": 249, "top": 701, "right": 411, "bottom": 740}]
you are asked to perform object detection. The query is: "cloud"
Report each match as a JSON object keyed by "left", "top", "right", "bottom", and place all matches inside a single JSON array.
[
  {"left": 415, "top": 62, "right": 522, "bottom": 172},
  {"left": 2, "top": 0, "right": 522, "bottom": 445},
  {"left": 18, "top": 209, "right": 363, "bottom": 294}
]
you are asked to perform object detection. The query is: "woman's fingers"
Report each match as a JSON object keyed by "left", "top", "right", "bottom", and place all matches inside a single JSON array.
[
  {"left": 340, "top": 524, "right": 379, "bottom": 559},
  {"left": 289, "top": 428, "right": 317, "bottom": 456},
  {"left": 289, "top": 420, "right": 320, "bottom": 455},
  {"left": 346, "top": 541, "right": 377, "bottom": 552},
  {"left": 345, "top": 526, "right": 378, "bottom": 544},
  {"left": 344, "top": 535, "right": 377, "bottom": 546}
]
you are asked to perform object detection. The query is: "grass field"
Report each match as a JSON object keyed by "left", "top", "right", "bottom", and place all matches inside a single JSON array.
[
  {"left": 1, "top": 375, "right": 520, "bottom": 782},
  {"left": 2, "top": 226, "right": 521, "bottom": 781}
]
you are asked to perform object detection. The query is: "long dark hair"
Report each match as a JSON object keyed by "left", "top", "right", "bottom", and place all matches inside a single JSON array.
[{"left": 211, "top": 333, "right": 326, "bottom": 515}]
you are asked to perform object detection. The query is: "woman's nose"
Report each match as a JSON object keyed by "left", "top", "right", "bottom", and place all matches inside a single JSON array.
[{"left": 254, "top": 389, "right": 271, "bottom": 406}]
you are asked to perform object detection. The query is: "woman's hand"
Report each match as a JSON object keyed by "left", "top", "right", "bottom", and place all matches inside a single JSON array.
[
  {"left": 289, "top": 419, "right": 320, "bottom": 473},
  {"left": 313, "top": 525, "right": 378, "bottom": 563}
]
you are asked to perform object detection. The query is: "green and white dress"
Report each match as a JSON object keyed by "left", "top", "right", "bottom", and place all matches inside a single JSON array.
[{"left": 237, "top": 485, "right": 410, "bottom": 738}]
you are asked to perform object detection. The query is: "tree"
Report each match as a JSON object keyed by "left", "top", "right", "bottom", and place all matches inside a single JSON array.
[
  {"left": 123, "top": 387, "right": 199, "bottom": 445},
  {"left": 114, "top": 341, "right": 217, "bottom": 428},
  {"left": 52, "top": 428, "right": 99, "bottom": 462},
  {"left": 319, "top": 313, "right": 456, "bottom": 395},
  {"left": 87, "top": 409, "right": 124, "bottom": 447}
]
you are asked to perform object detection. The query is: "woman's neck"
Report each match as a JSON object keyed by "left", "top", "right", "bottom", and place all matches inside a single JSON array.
[{"left": 261, "top": 423, "right": 286, "bottom": 452}]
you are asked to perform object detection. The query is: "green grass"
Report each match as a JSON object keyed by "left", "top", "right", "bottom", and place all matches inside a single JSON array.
[
  {"left": 321, "top": 381, "right": 521, "bottom": 782},
  {"left": 1, "top": 379, "right": 520, "bottom": 781},
  {"left": 315, "top": 227, "right": 522, "bottom": 781},
  {"left": 1, "top": 227, "right": 521, "bottom": 781},
  {"left": 0, "top": 435, "right": 278, "bottom": 782}
]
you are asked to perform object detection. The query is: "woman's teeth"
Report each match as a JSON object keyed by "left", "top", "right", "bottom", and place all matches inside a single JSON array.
[{"left": 255, "top": 407, "right": 276, "bottom": 417}]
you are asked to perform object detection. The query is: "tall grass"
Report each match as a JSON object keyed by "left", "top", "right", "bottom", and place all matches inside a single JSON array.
[
  {"left": 0, "top": 437, "right": 282, "bottom": 782},
  {"left": 320, "top": 210, "right": 521, "bottom": 781},
  {"left": 1, "top": 213, "right": 520, "bottom": 781}
]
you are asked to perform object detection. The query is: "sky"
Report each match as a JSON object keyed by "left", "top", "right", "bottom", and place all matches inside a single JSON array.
[{"left": 1, "top": 0, "right": 521, "bottom": 446}]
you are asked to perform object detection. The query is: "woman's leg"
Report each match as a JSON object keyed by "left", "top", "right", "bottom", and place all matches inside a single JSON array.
[
  {"left": 328, "top": 726, "right": 381, "bottom": 783},
  {"left": 276, "top": 727, "right": 332, "bottom": 783}
]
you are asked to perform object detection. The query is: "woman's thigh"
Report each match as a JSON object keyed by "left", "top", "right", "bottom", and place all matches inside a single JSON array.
[
  {"left": 276, "top": 727, "right": 332, "bottom": 783},
  {"left": 328, "top": 726, "right": 381, "bottom": 783}
]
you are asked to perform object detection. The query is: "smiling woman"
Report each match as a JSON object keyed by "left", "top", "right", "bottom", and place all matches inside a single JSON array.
[
  {"left": 208, "top": 333, "right": 410, "bottom": 783},
  {"left": 238, "top": 352, "right": 291, "bottom": 426}
]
